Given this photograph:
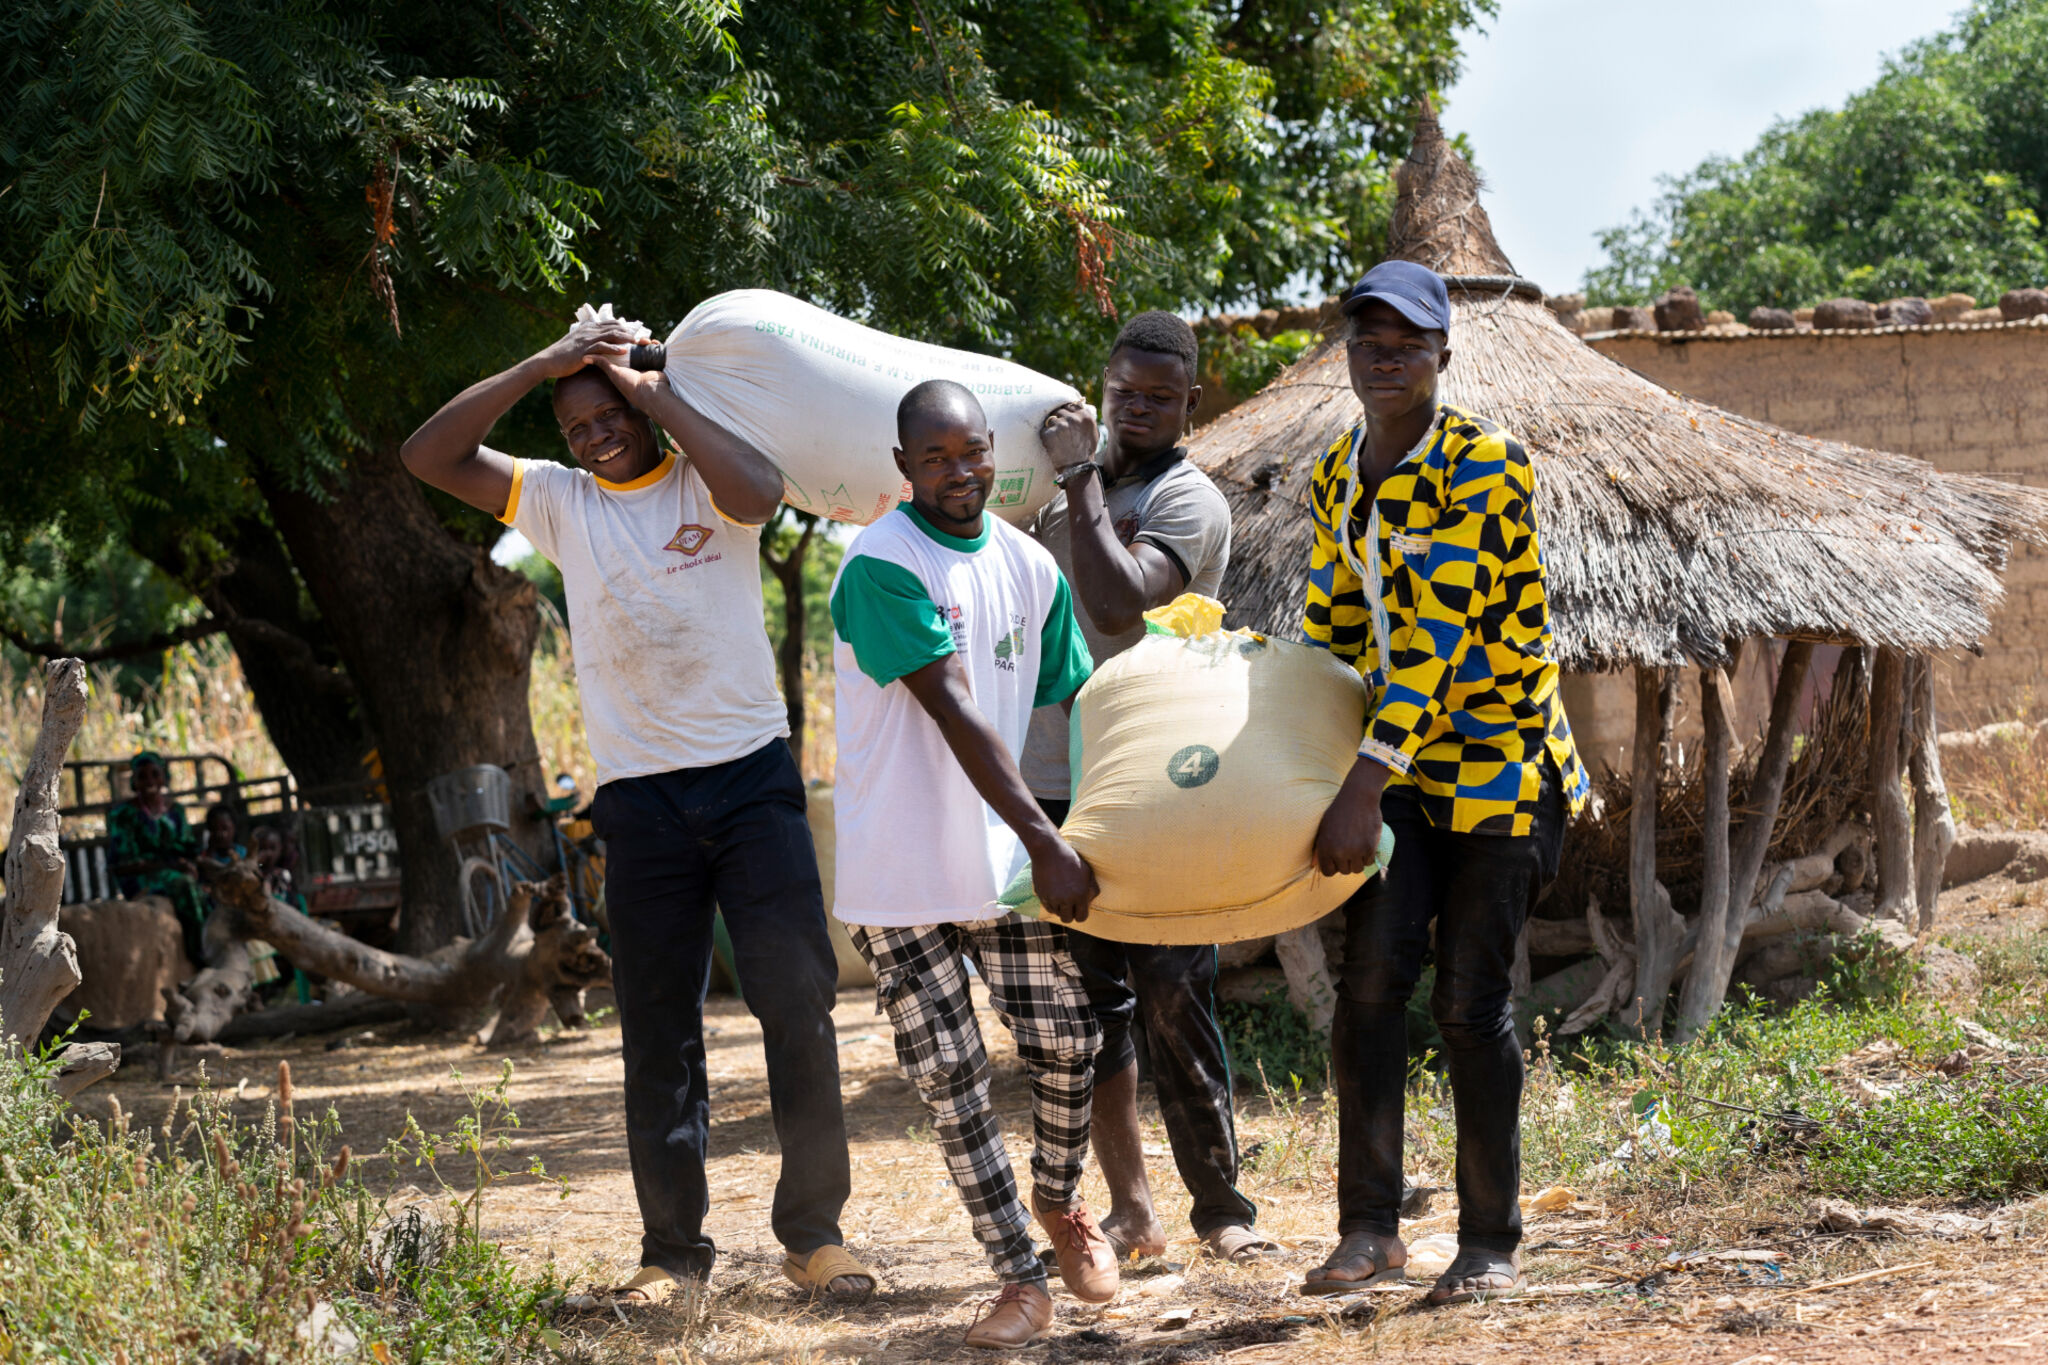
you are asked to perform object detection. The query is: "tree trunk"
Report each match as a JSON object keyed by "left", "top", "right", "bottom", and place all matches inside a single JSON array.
[
  {"left": 136, "top": 514, "right": 373, "bottom": 795},
  {"left": 1868, "top": 646, "right": 1914, "bottom": 920},
  {"left": 1626, "top": 665, "right": 1682, "bottom": 1038},
  {"left": 205, "top": 863, "right": 609, "bottom": 1049},
  {"left": 1906, "top": 655, "right": 1954, "bottom": 933},
  {"left": 1, "top": 659, "right": 88, "bottom": 1049},
  {"left": 259, "top": 442, "right": 545, "bottom": 952},
  {"left": 1674, "top": 662, "right": 1735, "bottom": 1043},
  {"left": 761, "top": 511, "right": 817, "bottom": 764}
]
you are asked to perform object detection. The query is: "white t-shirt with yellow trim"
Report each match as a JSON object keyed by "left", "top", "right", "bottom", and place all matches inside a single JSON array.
[{"left": 499, "top": 452, "right": 788, "bottom": 783}]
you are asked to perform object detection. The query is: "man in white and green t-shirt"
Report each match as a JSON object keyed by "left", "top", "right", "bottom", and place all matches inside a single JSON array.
[{"left": 831, "top": 379, "right": 1117, "bottom": 1349}]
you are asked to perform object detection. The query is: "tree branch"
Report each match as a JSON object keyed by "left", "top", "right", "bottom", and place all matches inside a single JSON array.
[{"left": 0, "top": 614, "right": 226, "bottom": 664}]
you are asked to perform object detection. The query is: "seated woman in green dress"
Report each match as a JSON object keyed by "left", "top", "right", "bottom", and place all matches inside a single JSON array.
[{"left": 108, "top": 750, "right": 206, "bottom": 964}]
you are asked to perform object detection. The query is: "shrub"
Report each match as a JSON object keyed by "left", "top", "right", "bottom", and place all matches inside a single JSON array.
[{"left": 0, "top": 1039, "right": 575, "bottom": 1361}]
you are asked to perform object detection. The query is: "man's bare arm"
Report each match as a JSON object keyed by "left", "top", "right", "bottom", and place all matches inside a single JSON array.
[
  {"left": 597, "top": 360, "right": 785, "bottom": 524},
  {"left": 399, "top": 322, "right": 640, "bottom": 514},
  {"left": 1041, "top": 403, "right": 1186, "bottom": 634},
  {"left": 898, "top": 654, "right": 1098, "bottom": 921}
]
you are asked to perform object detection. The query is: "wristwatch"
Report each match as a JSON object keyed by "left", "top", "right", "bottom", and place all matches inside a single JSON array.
[{"left": 1054, "top": 461, "right": 1104, "bottom": 489}]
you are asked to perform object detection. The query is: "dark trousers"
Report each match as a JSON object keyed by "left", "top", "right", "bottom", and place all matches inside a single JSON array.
[
  {"left": 592, "top": 739, "right": 850, "bottom": 1278},
  {"left": 1332, "top": 767, "right": 1564, "bottom": 1255},
  {"left": 1042, "top": 798, "right": 1257, "bottom": 1237}
]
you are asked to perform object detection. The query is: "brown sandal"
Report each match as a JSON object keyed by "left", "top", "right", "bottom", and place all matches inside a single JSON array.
[
  {"left": 1300, "top": 1231, "right": 1407, "bottom": 1295},
  {"left": 781, "top": 1244, "right": 879, "bottom": 1301},
  {"left": 559, "top": 1266, "right": 697, "bottom": 1315}
]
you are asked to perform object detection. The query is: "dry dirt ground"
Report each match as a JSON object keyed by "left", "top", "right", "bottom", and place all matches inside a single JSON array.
[{"left": 89, "top": 877, "right": 2048, "bottom": 1364}]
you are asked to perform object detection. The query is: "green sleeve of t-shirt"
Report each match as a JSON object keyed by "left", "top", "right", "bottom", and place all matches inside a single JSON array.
[
  {"left": 1035, "top": 574, "right": 1095, "bottom": 707},
  {"left": 830, "top": 554, "right": 956, "bottom": 687}
]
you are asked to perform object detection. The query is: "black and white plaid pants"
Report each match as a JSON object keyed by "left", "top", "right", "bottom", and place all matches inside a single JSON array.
[{"left": 849, "top": 913, "right": 1102, "bottom": 1285}]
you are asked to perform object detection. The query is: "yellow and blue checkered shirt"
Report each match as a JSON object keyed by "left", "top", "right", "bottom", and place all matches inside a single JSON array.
[{"left": 1303, "top": 404, "right": 1590, "bottom": 836}]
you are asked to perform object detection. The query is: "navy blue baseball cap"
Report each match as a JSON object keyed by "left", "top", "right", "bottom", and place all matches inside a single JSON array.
[{"left": 1340, "top": 260, "right": 1452, "bottom": 333}]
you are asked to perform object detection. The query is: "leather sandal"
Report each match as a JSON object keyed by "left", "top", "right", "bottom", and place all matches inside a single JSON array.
[
  {"left": 1300, "top": 1231, "right": 1407, "bottom": 1295},
  {"left": 559, "top": 1265, "right": 697, "bottom": 1315},
  {"left": 1204, "top": 1223, "right": 1286, "bottom": 1263},
  {"left": 1426, "top": 1248, "right": 1522, "bottom": 1305},
  {"left": 781, "top": 1244, "right": 879, "bottom": 1301}
]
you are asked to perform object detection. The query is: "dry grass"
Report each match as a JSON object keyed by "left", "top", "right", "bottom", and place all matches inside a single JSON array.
[
  {"left": 1944, "top": 716, "right": 2048, "bottom": 831},
  {"left": 0, "top": 642, "right": 284, "bottom": 835},
  {"left": 83, "top": 934, "right": 2048, "bottom": 1365}
]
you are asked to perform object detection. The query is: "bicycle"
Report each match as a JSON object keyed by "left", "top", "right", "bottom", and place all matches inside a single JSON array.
[{"left": 425, "top": 765, "right": 604, "bottom": 937}]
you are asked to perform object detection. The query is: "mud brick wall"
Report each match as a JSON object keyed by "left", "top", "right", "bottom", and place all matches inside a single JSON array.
[{"left": 1589, "top": 326, "right": 2048, "bottom": 732}]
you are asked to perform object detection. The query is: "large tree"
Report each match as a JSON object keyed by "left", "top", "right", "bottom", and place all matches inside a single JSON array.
[
  {"left": 2, "top": 0, "right": 1488, "bottom": 949},
  {"left": 1587, "top": 0, "right": 2048, "bottom": 312}
]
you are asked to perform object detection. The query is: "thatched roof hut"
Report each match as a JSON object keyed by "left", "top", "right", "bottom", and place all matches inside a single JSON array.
[
  {"left": 1190, "top": 106, "right": 2048, "bottom": 1041},
  {"left": 1191, "top": 109, "right": 2048, "bottom": 671}
]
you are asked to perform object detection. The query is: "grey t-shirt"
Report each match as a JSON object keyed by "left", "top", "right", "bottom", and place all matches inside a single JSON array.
[{"left": 1020, "top": 449, "right": 1232, "bottom": 799}]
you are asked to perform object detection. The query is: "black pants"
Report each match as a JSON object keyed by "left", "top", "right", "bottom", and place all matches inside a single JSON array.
[
  {"left": 1332, "top": 767, "right": 1564, "bottom": 1255},
  {"left": 593, "top": 739, "right": 850, "bottom": 1278},
  {"left": 1042, "top": 798, "right": 1257, "bottom": 1237}
]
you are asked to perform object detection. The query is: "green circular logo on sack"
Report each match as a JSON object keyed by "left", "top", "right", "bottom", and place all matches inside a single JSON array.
[{"left": 1166, "top": 744, "right": 1221, "bottom": 789}]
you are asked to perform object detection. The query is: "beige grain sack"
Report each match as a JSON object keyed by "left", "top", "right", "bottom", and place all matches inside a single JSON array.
[{"left": 1061, "top": 625, "right": 1373, "bottom": 944}]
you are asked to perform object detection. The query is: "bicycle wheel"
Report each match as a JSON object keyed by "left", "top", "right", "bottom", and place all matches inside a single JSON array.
[{"left": 459, "top": 855, "right": 508, "bottom": 937}]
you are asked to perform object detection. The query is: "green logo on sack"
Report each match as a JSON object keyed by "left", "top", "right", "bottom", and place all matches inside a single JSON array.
[
  {"left": 1166, "top": 744, "right": 1220, "bottom": 788},
  {"left": 989, "top": 468, "right": 1033, "bottom": 507}
]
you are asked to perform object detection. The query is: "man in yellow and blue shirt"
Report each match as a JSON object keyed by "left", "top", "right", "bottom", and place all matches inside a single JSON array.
[{"left": 1298, "top": 260, "right": 1588, "bottom": 1307}]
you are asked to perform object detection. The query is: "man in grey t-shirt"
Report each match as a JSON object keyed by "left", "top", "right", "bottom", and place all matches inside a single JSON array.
[{"left": 1031, "top": 311, "right": 1276, "bottom": 1263}]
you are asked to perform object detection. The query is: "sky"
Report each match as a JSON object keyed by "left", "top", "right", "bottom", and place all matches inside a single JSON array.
[{"left": 1443, "top": 0, "right": 1968, "bottom": 295}]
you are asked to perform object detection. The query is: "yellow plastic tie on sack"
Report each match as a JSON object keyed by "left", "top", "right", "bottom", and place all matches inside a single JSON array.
[{"left": 1141, "top": 592, "right": 1227, "bottom": 639}]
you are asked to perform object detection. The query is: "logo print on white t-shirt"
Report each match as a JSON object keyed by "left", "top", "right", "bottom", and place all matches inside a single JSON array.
[{"left": 666, "top": 524, "right": 715, "bottom": 556}]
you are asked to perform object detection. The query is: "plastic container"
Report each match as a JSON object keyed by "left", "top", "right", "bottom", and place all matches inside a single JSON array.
[{"left": 425, "top": 765, "right": 513, "bottom": 841}]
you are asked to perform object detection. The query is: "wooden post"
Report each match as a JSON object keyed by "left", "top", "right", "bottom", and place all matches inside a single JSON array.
[
  {"left": 1626, "top": 665, "right": 1683, "bottom": 1038},
  {"left": 1867, "top": 647, "right": 1914, "bottom": 920},
  {"left": 1674, "top": 662, "right": 1734, "bottom": 1043},
  {"left": 1, "top": 659, "right": 89, "bottom": 1051},
  {"left": 1906, "top": 654, "right": 1954, "bottom": 932},
  {"left": 1684, "top": 639, "right": 1815, "bottom": 1038}
]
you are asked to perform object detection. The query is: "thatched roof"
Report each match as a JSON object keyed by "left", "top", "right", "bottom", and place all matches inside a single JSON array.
[{"left": 1191, "top": 108, "right": 2048, "bottom": 670}]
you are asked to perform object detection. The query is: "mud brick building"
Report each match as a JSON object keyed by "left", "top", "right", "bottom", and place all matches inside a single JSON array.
[{"left": 1591, "top": 319, "right": 2048, "bottom": 728}]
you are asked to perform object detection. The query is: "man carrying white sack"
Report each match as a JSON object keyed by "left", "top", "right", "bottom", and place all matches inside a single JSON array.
[
  {"left": 1032, "top": 312, "right": 1278, "bottom": 1265},
  {"left": 1300, "top": 260, "right": 1590, "bottom": 1305},
  {"left": 399, "top": 310, "right": 875, "bottom": 1309},
  {"left": 830, "top": 378, "right": 1117, "bottom": 1349}
]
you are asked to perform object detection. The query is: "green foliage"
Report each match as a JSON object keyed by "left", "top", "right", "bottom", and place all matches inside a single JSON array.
[
  {"left": 1587, "top": 0, "right": 2048, "bottom": 311},
  {"left": 1804, "top": 1073, "right": 2048, "bottom": 1199},
  {"left": 513, "top": 552, "right": 568, "bottom": 634},
  {"left": 0, "top": 1042, "right": 577, "bottom": 1362},
  {"left": 1819, "top": 928, "right": 1921, "bottom": 1008},
  {"left": 1220, "top": 989, "right": 1330, "bottom": 1090},
  {"left": 759, "top": 513, "right": 845, "bottom": 665},
  {"left": 0, "top": 528, "right": 206, "bottom": 691},
  {"left": 1, "top": 0, "right": 1493, "bottom": 557},
  {"left": 1217, "top": 326, "right": 1319, "bottom": 397}
]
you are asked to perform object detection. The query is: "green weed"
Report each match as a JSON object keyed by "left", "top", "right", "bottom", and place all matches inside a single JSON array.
[
  {"left": 1804, "top": 1073, "right": 2048, "bottom": 1199},
  {"left": 1220, "top": 990, "right": 1329, "bottom": 1092},
  {"left": 0, "top": 1032, "right": 584, "bottom": 1363}
]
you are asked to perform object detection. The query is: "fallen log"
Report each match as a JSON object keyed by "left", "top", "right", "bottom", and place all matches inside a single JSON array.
[
  {"left": 49, "top": 1040, "right": 121, "bottom": 1101},
  {"left": 216, "top": 994, "right": 410, "bottom": 1043},
  {"left": 207, "top": 863, "right": 609, "bottom": 1048}
]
